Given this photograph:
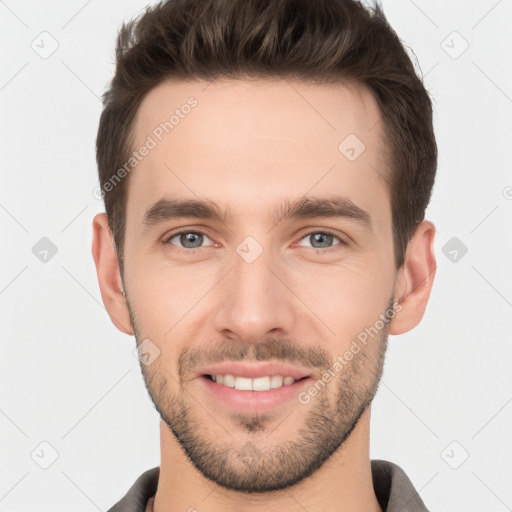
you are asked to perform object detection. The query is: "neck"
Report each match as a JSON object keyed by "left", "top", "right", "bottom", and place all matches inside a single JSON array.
[{"left": 151, "top": 407, "right": 382, "bottom": 512}]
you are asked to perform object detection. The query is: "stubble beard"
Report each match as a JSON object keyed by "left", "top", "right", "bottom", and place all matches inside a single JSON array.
[{"left": 127, "top": 296, "right": 391, "bottom": 493}]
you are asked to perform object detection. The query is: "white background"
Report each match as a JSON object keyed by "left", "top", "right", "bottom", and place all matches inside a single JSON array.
[{"left": 1, "top": 0, "right": 511, "bottom": 510}]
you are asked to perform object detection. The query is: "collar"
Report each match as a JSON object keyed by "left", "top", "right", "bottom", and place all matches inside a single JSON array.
[{"left": 107, "top": 459, "right": 429, "bottom": 511}]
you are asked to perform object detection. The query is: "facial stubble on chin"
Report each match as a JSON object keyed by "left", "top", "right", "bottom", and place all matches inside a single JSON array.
[{"left": 125, "top": 294, "right": 392, "bottom": 493}]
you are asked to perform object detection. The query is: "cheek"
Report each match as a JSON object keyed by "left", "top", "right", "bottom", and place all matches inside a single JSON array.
[
  {"left": 288, "top": 254, "right": 395, "bottom": 341},
  {"left": 130, "top": 277, "right": 197, "bottom": 340},
  {"left": 124, "top": 251, "right": 220, "bottom": 363}
]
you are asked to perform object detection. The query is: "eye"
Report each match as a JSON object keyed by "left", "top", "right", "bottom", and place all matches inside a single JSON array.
[
  {"left": 162, "top": 229, "right": 346, "bottom": 254},
  {"left": 164, "top": 230, "right": 214, "bottom": 251},
  {"left": 297, "top": 230, "right": 346, "bottom": 253}
]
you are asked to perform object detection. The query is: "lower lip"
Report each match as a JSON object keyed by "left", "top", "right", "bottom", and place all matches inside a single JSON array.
[{"left": 199, "top": 376, "right": 312, "bottom": 413}]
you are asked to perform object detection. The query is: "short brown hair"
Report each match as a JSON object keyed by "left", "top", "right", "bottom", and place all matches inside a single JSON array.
[{"left": 96, "top": 0, "right": 437, "bottom": 276}]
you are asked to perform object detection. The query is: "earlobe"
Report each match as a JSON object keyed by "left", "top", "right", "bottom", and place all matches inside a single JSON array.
[
  {"left": 91, "top": 213, "right": 134, "bottom": 335},
  {"left": 389, "top": 220, "right": 437, "bottom": 335}
]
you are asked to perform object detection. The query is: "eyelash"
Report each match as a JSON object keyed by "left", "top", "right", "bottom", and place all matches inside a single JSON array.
[{"left": 162, "top": 228, "right": 347, "bottom": 254}]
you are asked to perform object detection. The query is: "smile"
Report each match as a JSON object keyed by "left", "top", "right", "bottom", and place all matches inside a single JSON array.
[{"left": 207, "top": 374, "right": 302, "bottom": 391}]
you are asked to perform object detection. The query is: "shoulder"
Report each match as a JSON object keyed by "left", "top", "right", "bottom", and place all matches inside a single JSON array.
[
  {"left": 107, "top": 466, "right": 160, "bottom": 512},
  {"left": 371, "top": 459, "right": 429, "bottom": 512}
]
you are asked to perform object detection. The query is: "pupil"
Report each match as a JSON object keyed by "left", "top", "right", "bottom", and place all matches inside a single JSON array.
[
  {"left": 313, "top": 233, "right": 332, "bottom": 248},
  {"left": 182, "top": 232, "right": 202, "bottom": 248}
]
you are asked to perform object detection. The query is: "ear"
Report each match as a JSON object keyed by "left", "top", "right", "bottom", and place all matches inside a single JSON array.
[
  {"left": 91, "top": 213, "right": 134, "bottom": 335},
  {"left": 389, "top": 220, "right": 437, "bottom": 335}
]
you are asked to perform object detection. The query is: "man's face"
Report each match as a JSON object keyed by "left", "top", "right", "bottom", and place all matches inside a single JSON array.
[{"left": 123, "top": 78, "right": 397, "bottom": 492}]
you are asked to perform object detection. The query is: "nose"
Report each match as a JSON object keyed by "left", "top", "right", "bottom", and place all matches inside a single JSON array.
[{"left": 212, "top": 243, "right": 297, "bottom": 345}]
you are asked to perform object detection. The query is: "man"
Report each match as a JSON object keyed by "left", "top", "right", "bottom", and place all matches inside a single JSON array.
[{"left": 92, "top": 0, "right": 437, "bottom": 510}]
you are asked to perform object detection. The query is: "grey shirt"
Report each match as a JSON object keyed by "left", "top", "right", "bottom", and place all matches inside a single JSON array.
[{"left": 107, "top": 459, "right": 429, "bottom": 511}]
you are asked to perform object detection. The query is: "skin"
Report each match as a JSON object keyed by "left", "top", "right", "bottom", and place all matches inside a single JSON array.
[{"left": 92, "top": 78, "right": 436, "bottom": 512}]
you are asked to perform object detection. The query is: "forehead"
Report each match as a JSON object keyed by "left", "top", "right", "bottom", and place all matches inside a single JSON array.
[{"left": 127, "top": 78, "right": 390, "bottom": 228}]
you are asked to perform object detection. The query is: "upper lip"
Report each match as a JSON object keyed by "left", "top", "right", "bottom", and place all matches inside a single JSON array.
[{"left": 197, "top": 362, "right": 312, "bottom": 380}]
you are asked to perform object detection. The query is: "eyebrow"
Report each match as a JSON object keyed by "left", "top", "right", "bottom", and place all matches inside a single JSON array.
[
  {"left": 141, "top": 196, "right": 372, "bottom": 230},
  {"left": 142, "top": 198, "right": 231, "bottom": 227},
  {"left": 274, "top": 196, "right": 372, "bottom": 229}
]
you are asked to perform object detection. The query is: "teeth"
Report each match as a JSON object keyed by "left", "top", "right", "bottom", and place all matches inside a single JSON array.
[
  {"left": 234, "top": 376, "right": 252, "bottom": 391},
  {"left": 210, "top": 374, "right": 298, "bottom": 391},
  {"left": 223, "top": 374, "right": 235, "bottom": 387},
  {"left": 270, "top": 375, "right": 283, "bottom": 388},
  {"left": 253, "top": 377, "right": 271, "bottom": 391}
]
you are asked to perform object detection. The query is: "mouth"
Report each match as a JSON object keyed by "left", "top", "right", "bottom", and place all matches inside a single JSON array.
[
  {"left": 195, "top": 362, "right": 314, "bottom": 413},
  {"left": 203, "top": 373, "right": 308, "bottom": 391}
]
